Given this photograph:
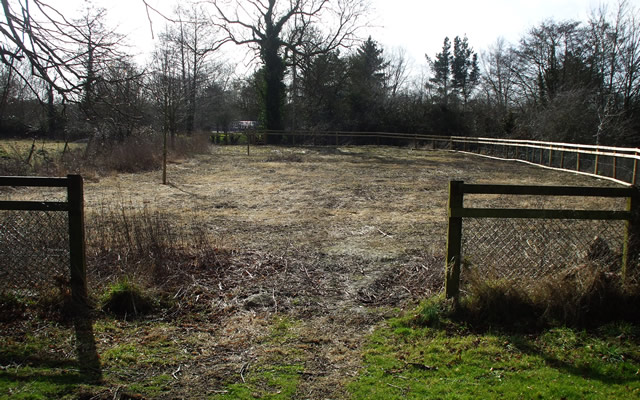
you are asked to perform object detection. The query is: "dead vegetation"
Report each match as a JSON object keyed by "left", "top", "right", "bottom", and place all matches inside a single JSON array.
[{"left": 1, "top": 144, "right": 631, "bottom": 398}]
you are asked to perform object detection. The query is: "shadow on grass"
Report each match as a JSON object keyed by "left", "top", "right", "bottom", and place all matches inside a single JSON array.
[
  {"left": 74, "top": 315, "right": 102, "bottom": 383},
  {"left": 506, "top": 333, "right": 638, "bottom": 386},
  {"left": 0, "top": 314, "right": 102, "bottom": 387}
]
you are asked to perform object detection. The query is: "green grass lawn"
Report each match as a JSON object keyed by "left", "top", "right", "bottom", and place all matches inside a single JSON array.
[
  {"left": 2, "top": 307, "right": 638, "bottom": 399},
  {"left": 349, "top": 301, "right": 640, "bottom": 399}
]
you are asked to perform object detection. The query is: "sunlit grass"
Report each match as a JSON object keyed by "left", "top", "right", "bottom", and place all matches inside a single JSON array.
[{"left": 349, "top": 302, "right": 640, "bottom": 399}]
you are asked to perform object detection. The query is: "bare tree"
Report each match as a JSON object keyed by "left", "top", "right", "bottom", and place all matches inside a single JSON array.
[
  {"left": 481, "top": 37, "right": 516, "bottom": 113},
  {"left": 384, "top": 46, "right": 410, "bottom": 98},
  {"left": 172, "top": 3, "right": 224, "bottom": 134},
  {"left": 0, "top": 0, "right": 88, "bottom": 99},
  {"left": 587, "top": 0, "right": 640, "bottom": 144},
  {"left": 210, "top": 0, "right": 368, "bottom": 140}
]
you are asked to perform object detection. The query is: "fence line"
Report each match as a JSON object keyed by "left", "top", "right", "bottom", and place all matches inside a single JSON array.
[
  {"left": 0, "top": 175, "right": 88, "bottom": 308},
  {"left": 444, "top": 180, "right": 640, "bottom": 299},
  {"left": 236, "top": 130, "right": 640, "bottom": 186}
]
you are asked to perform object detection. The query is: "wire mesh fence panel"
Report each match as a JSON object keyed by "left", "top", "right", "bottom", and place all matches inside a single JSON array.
[
  {"left": 461, "top": 218, "right": 627, "bottom": 287},
  {"left": 0, "top": 209, "right": 70, "bottom": 295}
]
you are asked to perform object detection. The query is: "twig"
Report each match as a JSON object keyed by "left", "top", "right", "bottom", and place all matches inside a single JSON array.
[
  {"left": 272, "top": 288, "right": 278, "bottom": 313},
  {"left": 172, "top": 364, "right": 182, "bottom": 379},
  {"left": 378, "top": 228, "right": 393, "bottom": 238},
  {"left": 240, "top": 362, "right": 249, "bottom": 383},
  {"left": 386, "top": 383, "right": 404, "bottom": 390}
]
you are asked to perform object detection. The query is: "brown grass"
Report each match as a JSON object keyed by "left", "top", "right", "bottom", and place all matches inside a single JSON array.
[
  {"left": 0, "top": 133, "right": 211, "bottom": 177},
  {"left": 2, "top": 144, "right": 631, "bottom": 397},
  {"left": 458, "top": 262, "right": 640, "bottom": 329}
]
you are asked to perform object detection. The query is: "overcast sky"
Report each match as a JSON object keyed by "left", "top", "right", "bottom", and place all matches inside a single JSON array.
[{"left": 59, "top": 0, "right": 631, "bottom": 75}]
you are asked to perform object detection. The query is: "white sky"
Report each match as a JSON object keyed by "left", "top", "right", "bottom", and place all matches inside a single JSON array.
[{"left": 56, "top": 0, "right": 635, "bottom": 75}]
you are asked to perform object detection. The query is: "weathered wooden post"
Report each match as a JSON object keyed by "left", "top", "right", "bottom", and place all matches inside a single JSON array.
[
  {"left": 623, "top": 186, "right": 640, "bottom": 282},
  {"left": 445, "top": 180, "right": 464, "bottom": 299},
  {"left": 67, "top": 175, "right": 88, "bottom": 311}
]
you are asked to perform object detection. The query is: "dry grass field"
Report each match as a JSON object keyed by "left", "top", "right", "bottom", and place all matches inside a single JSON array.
[{"left": 1, "top": 144, "right": 629, "bottom": 398}]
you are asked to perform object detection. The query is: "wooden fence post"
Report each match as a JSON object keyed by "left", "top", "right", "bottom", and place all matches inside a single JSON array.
[
  {"left": 67, "top": 175, "right": 88, "bottom": 312},
  {"left": 445, "top": 180, "right": 464, "bottom": 299},
  {"left": 623, "top": 186, "right": 640, "bottom": 282}
]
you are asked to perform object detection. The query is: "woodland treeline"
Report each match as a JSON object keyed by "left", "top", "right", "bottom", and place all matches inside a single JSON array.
[{"left": 0, "top": 0, "right": 638, "bottom": 146}]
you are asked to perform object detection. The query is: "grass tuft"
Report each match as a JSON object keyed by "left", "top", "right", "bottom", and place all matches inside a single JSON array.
[{"left": 100, "top": 277, "right": 154, "bottom": 317}]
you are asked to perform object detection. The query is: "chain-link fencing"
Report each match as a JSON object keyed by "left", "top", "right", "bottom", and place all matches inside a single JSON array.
[
  {"left": 0, "top": 209, "right": 70, "bottom": 296},
  {"left": 0, "top": 175, "right": 85, "bottom": 301},
  {"left": 461, "top": 218, "right": 631, "bottom": 290},
  {"left": 445, "top": 181, "right": 640, "bottom": 298}
]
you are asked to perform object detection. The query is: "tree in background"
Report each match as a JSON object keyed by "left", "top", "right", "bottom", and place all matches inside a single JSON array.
[
  {"left": 479, "top": 37, "right": 517, "bottom": 136},
  {"left": 346, "top": 36, "right": 388, "bottom": 131},
  {"left": 298, "top": 49, "right": 348, "bottom": 130},
  {"left": 428, "top": 37, "right": 452, "bottom": 106},
  {"left": 171, "top": 4, "right": 224, "bottom": 134},
  {"left": 451, "top": 35, "right": 479, "bottom": 111},
  {"left": 210, "top": 0, "right": 368, "bottom": 142},
  {"left": 74, "top": 5, "right": 145, "bottom": 141}
]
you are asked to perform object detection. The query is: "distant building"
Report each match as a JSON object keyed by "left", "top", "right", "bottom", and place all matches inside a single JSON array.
[{"left": 229, "top": 120, "right": 259, "bottom": 131}]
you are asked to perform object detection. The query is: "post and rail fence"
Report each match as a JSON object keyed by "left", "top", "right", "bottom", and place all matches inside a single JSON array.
[
  {"left": 236, "top": 130, "right": 640, "bottom": 186},
  {"left": 444, "top": 180, "right": 640, "bottom": 299},
  {"left": 0, "top": 174, "right": 88, "bottom": 309}
]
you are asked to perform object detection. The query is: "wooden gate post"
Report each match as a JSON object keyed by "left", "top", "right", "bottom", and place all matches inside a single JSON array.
[
  {"left": 623, "top": 186, "right": 640, "bottom": 282},
  {"left": 445, "top": 181, "right": 464, "bottom": 299},
  {"left": 67, "top": 174, "right": 88, "bottom": 312}
]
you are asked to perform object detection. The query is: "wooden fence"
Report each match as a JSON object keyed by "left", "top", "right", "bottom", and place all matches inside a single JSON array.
[
  {"left": 0, "top": 175, "right": 88, "bottom": 308},
  {"left": 238, "top": 130, "right": 640, "bottom": 186},
  {"left": 444, "top": 180, "right": 640, "bottom": 299}
]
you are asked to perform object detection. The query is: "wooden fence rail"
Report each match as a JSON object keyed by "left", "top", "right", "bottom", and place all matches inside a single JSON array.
[
  {"left": 445, "top": 180, "right": 640, "bottom": 299},
  {"left": 237, "top": 130, "right": 640, "bottom": 186},
  {"left": 0, "top": 175, "right": 88, "bottom": 309}
]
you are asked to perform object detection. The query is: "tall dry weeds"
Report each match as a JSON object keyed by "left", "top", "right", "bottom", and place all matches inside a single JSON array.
[
  {"left": 85, "top": 202, "right": 227, "bottom": 292},
  {"left": 459, "top": 262, "right": 640, "bottom": 329},
  {"left": 0, "top": 131, "right": 212, "bottom": 176}
]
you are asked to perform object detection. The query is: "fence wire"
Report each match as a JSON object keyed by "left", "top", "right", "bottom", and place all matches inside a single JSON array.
[
  {"left": 0, "top": 210, "right": 70, "bottom": 295},
  {"left": 462, "top": 218, "right": 629, "bottom": 285}
]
